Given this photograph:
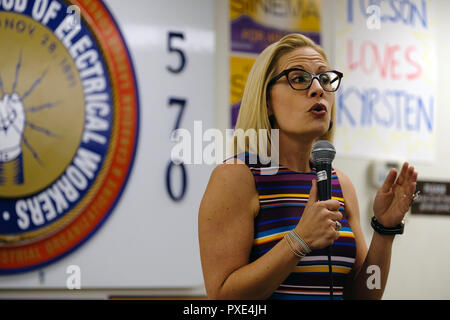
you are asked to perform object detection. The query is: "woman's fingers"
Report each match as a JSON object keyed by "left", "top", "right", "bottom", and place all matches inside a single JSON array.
[
  {"left": 400, "top": 165, "right": 417, "bottom": 193},
  {"left": 410, "top": 182, "right": 417, "bottom": 198},
  {"left": 396, "top": 166, "right": 419, "bottom": 210},
  {"left": 328, "top": 210, "right": 343, "bottom": 221},
  {"left": 308, "top": 179, "right": 318, "bottom": 205},
  {"left": 407, "top": 165, "right": 416, "bottom": 183},
  {"left": 394, "top": 163, "right": 418, "bottom": 194},
  {"left": 380, "top": 168, "right": 398, "bottom": 193},
  {"left": 395, "top": 162, "right": 409, "bottom": 186},
  {"left": 412, "top": 171, "right": 418, "bottom": 183}
]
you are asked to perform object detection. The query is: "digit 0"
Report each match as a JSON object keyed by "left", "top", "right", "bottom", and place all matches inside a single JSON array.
[{"left": 165, "top": 160, "right": 187, "bottom": 201}]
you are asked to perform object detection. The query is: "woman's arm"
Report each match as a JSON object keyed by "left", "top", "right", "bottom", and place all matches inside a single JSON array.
[
  {"left": 198, "top": 161, "right": 303, "bottom": 299},
  {"left": 337, "top": 164, "right": 417, "bottom": 299},
  {"left": 335, "top": 169, "right": 369, "bottom": 299}
]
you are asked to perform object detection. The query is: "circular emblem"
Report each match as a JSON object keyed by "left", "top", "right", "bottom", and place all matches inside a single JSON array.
[{"left": 0, "top": 0, "right": 139, "bottom": 273}]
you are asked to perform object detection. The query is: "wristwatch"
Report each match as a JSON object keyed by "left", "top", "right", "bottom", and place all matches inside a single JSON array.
[{"left": 371, "top": 217, "right": 404, "bottom": 235}]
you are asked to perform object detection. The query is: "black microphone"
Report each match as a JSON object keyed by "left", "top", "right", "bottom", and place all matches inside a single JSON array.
[
  {"left": 312, "top": 140, "right": 336, "bottom": 201},
  {"left": 311, "top": 140, "right": 336, "bottom": 300}
]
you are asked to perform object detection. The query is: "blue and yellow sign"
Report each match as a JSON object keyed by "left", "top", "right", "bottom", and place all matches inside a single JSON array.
[{"left": 0, "top": 0, "right": 139, "bottom": 273}]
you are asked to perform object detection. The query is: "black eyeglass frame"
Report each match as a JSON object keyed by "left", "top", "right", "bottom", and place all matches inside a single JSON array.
[{"left": 268, "top": 68, "right": 344, "bottom": 92}]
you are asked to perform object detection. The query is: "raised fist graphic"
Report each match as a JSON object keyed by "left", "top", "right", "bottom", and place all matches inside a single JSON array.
[{"left": 0, "top": 93, "right": 26, "bottom": 163}]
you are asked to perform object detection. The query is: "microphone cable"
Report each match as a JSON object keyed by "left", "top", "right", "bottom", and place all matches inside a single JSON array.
[
  {"left": 311, "top": 140, "right": 337, "bottom": 301},
  {"left": 327, "top": 246, "right": 334, "bottom": 300}
]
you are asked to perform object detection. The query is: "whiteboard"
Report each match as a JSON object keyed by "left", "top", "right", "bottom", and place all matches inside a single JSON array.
[{"left": 0, "top": 0, "right": 215, "bottom": 288}]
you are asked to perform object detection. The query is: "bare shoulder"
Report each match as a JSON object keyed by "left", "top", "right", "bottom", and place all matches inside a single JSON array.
[
  {"left": 200, "top": 158, "right": 260, "bottom": 219},
  {"left": 211, "top": 158, "right": 257, "bottom": 195},
  {"left": 216, "top": 157, "right": 254, "bottom": 183},
  {"left": 334, "top": 168, "right": 353, "bottom": 190},
  {"left": 334, "top": 168, "right": 359, "bottom": 218},
  {"left": 334, "top": 168, "right": 356, "bottom": 193}
]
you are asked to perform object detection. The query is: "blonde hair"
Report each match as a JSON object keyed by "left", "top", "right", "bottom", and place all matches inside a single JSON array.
[{"left": 232, "top": 33, "right": 336, "bottom": 158}]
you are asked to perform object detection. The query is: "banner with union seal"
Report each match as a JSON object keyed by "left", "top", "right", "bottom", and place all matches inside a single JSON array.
[{"left": 0, "top": 0, "right": 139, "bottom": 274}]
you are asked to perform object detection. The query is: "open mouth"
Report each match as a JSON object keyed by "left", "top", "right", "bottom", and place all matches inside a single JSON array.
[{"left": 309, "top": 103, "right": 327, "bottom": 115}]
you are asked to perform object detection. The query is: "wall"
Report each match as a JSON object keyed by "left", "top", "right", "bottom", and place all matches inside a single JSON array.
[{"left": 1, "top": 0, "right": 449, "bottom": 299}]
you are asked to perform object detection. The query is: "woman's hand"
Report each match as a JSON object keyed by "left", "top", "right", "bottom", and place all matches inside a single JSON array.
[
  {"left": 373, "top": 162, "right": 418, "bottom": 228},
  {"left": 295, "top": 179, "right": 342, "bottom": 251}
]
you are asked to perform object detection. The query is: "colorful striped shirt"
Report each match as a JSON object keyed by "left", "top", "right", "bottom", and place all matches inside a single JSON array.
[{"left": 228, "top": 152, "right": 356, "bottom": 300}]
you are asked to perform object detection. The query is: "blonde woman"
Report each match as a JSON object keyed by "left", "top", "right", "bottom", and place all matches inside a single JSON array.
[{"left": 198, "top": 33, "right": 418, "bottom": 300}]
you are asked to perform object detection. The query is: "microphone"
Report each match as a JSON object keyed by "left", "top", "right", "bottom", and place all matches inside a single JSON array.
[
  {"left": 311, "top": 140, "right": 336, "bottom": 201},
  {"left": 311, "top": 140, "right": 336, "bottom": 300}
]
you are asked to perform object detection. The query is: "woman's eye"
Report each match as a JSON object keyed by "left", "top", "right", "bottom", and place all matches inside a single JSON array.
[
  {"left": 320, "top": 74, "right": 330, "bottom": 84},
  {"left": 291, "top": 75, "right": 308, "bottom": 83}
]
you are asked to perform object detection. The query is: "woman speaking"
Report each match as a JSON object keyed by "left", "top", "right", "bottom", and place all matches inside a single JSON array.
[{"left": 198, "top": 34, "right": 418, "bottom": 300}]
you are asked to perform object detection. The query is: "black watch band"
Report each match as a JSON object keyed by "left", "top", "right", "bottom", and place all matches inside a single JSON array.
[{"left": 371, "top": 217, "right": 404, "bottom": 235}]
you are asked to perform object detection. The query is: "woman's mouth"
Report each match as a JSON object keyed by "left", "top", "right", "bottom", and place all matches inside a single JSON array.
[{"left": 309, "top": 103, "right": 327, "bottom": 116}]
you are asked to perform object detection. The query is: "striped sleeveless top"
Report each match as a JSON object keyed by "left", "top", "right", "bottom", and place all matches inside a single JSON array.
[{"left": 228, "top": 152, "right": 356, "bottom": 300}]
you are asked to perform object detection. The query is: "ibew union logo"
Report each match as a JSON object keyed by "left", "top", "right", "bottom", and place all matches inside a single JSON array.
[{"left": 0, "top": 0, "right": 139, "bottom": 274}]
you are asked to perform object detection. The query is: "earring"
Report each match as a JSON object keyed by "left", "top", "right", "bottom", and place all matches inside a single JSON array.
[{"left": 328, "top": 119, "right": 333, "bottom": 131}]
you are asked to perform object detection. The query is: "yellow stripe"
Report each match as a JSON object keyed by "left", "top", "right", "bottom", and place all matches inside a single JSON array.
[
  {"left": 253, "top": 232, "right": 287, "bottom": 245},
  {"left": 339, "top": 231, "right": 355, "bottom": 238},
  {"left": 259, "top": 194, "right": 344, "bottom": 202},
  {"left": 254, "top": 231, "right": 354, "bottom": 246},
  {"left": 294, "top": 265, "right": 351, "bottom": 274},
  {"left": 259, "top": 194, "right": 309, "bottom": 199},
  {"left": 255, "top": 232, "right": 355, "bottom": 246}
]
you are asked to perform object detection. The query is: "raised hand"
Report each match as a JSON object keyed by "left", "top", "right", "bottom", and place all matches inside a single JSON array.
[{"left": 373, "top": 162, "right": 418, "bottom": 228}]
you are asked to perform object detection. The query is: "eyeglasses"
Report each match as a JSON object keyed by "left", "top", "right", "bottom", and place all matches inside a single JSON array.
[{"left": 268, "top": 68, "right": 343, "bottom": 92}]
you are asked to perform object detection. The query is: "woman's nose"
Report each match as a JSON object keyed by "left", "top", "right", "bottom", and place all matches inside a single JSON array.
[{"left": 307, "top": 78, "right": 324, "bottom": 98}]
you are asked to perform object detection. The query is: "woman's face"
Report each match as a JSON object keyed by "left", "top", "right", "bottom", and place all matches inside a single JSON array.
[{"left": 268, "top": 47, "right": 334, "bottom": 140}]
